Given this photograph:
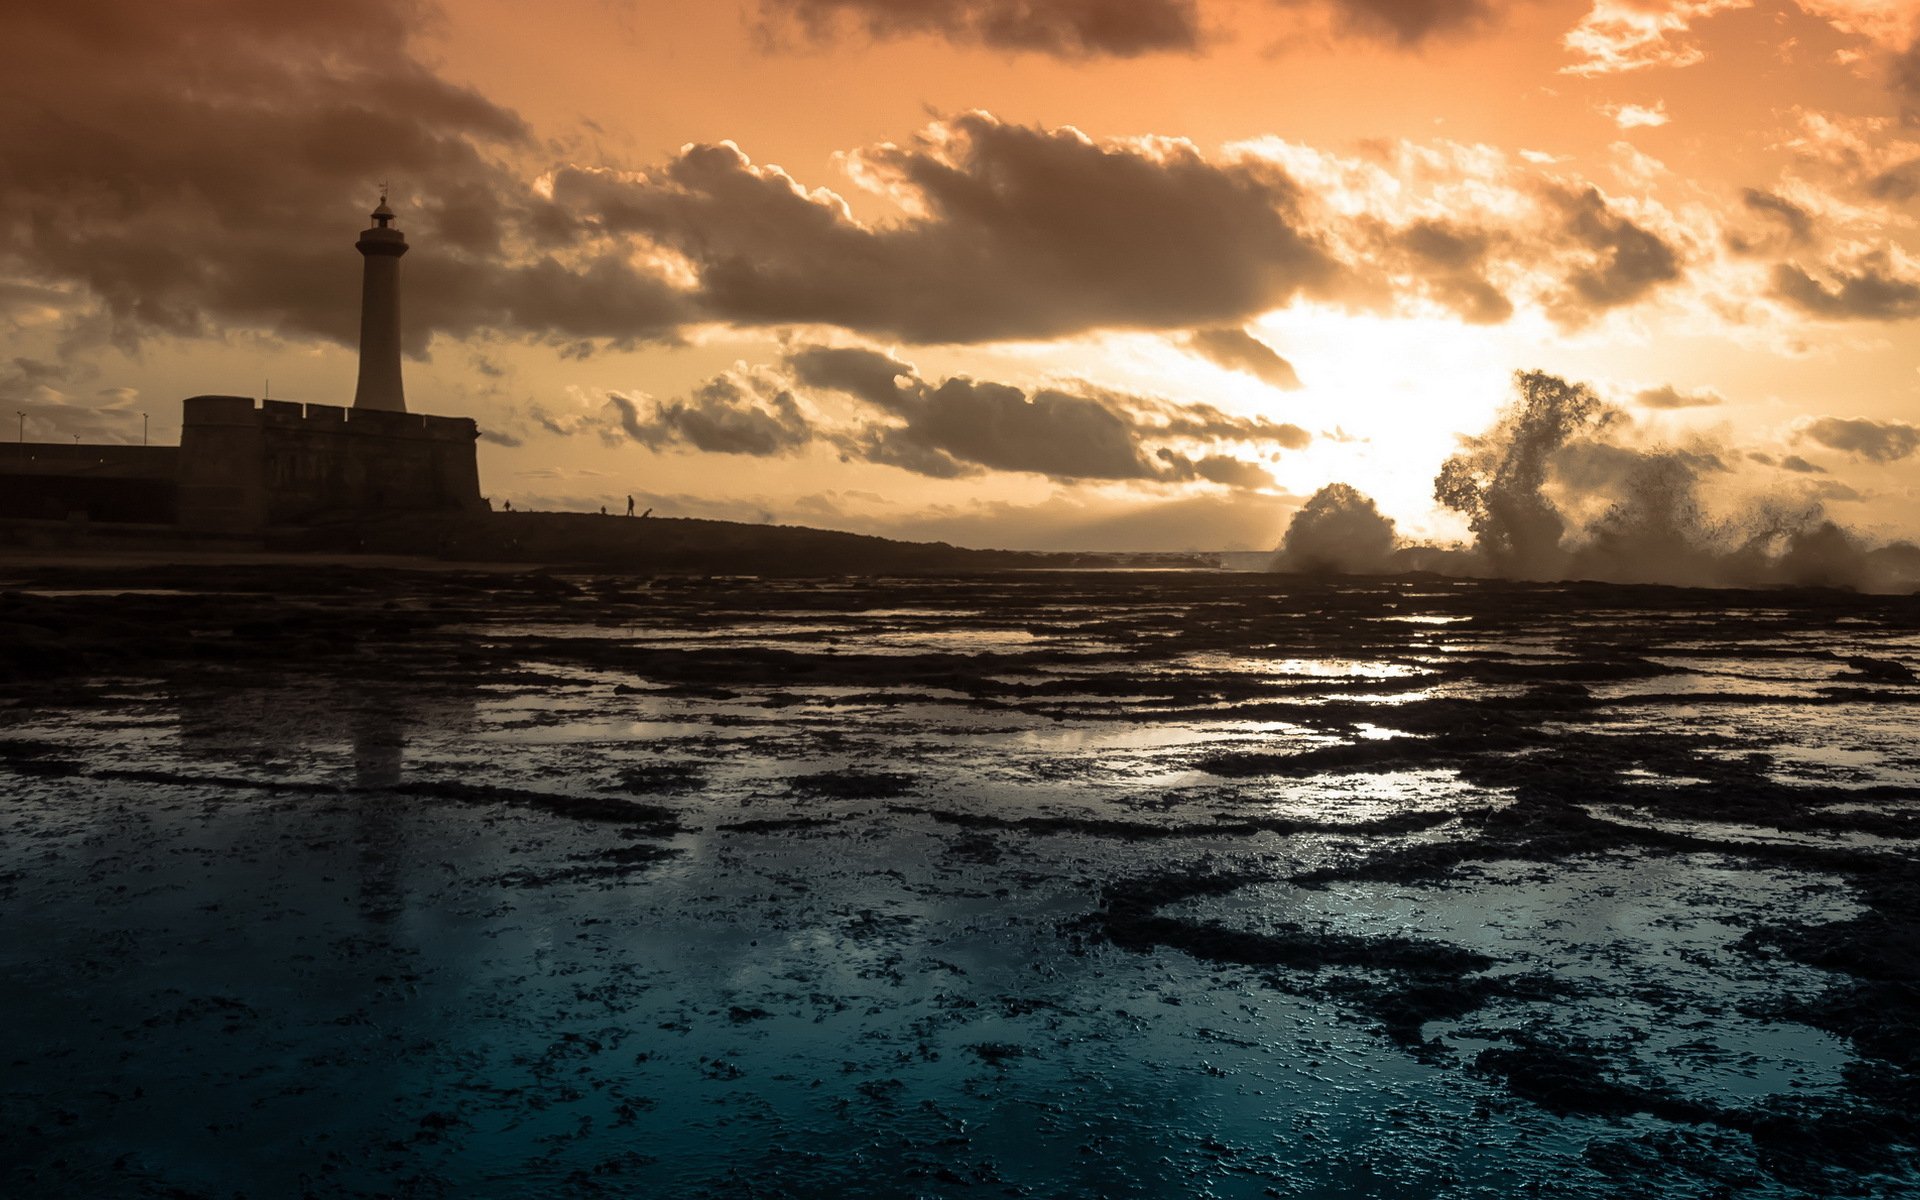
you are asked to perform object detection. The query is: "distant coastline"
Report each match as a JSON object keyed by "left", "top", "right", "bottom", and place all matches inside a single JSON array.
[{"left": 0, "top": 509, "right": 1221, "bottom": 575}]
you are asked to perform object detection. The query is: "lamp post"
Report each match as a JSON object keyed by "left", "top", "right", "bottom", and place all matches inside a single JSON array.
[
  {"left": 15, "top": 411, "right": 22, "bottom": 443},
  {"left": 142, "top": 413, "right": 149, "bottom": 446}
]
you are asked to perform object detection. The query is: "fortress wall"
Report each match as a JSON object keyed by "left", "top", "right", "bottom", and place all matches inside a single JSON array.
[
  {"left": 178, "top": 396, "right": 483, "bottom": 532},
  {"left": 178, "top": 395, "right": 269, "bottom": 532}
]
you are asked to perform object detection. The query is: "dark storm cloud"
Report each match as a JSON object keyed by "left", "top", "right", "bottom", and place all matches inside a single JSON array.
[
  {"left": 1799, "top": 417, "right": 1920, "bottom": 464},
  {"left": 787, "top": 344, "right": 1301, "bottom": 483},
  {"left": 888, "top": 379, "right": 1168, "bottom": 479},
  {"left": 790, "top": 346, "right": 1182, "bottom": 479},
  {"left": 0, "top": 356, "right": 66, "bottom": 400},
  {"left": 1635, "top": 385, "right": 1723, "bottom": 410},
  {"left": 1386, "top": 218, "right": 1513, "bottom": 323},
  {"left": 1186, "top": 329, "right": 1303, "bottom": 389},
  {"left": 1546, "top": 186, "right": 1682, "bottom": 318},
  {"left": 758, "top": 0, "right": 1503, "bottom": 57},
  {"left": 551, "top": 112, "right": 1339, "bottom": 343},
  {"left": 0, "top": 0, "right": 685, "bottom": 356},
  {"left": 1186, "top": 453, "right": 1278, "bottom": 489},
  {"left": 0, "top": 5, "right": 1693, "bottom": 359},
  {"left": 1149, "top": 398, "right": 1311, "bottom": 447},
  {"left": 1866, "top": 159, "right": 1920, "bottom": 202},
  {"left": 757, "top": 0, "right": 1204, "bottom": 57},
  {"left": 1290, "top": 0, "right": 1498, "bottom": 47},
  {"left": 854, "top": 427, "right": 980, "bottom": 478},
  {"left": 1894, "top": 38, "right": 1920, "bottom": 126},
  {"left": 1773, "top": 253, "right": 1920, "bottom": 321},
  {"left": 787, "top": 345, "right": 920, "bottom": 411},
  {"left": 1747, "top": 450, "right": 1830, "bottom": 475},
  {"left": 607, "top": 376, "right": 814, "bottom": 456},
  {"left": 1339, "top": 186, "right": 1673, "bottom": 329},
  {"left": 1733, "top": 189, "right": 1814, "bottom": 248}
]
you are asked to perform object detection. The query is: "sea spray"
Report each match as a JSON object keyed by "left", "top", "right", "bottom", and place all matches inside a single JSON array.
[
  {"left": 1269, "top": 369, "right": 1919, "bottom": 591},
  {"left": 1270, "top": 483, "right": 1399, "bottom": 574}
]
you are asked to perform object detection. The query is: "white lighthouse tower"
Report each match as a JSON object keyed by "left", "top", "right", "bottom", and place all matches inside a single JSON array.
[{"left": 352, "top": 194, "right": 409, "bottom": 412}]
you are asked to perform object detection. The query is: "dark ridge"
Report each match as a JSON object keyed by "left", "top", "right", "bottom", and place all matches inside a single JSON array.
[{"left": 787, "top": 770, "right": 918, "bottom": 800}]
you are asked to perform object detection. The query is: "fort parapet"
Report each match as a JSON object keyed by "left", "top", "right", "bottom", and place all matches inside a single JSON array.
[{"left": 178, "top": 396, "right": 483, "bottom": 533}]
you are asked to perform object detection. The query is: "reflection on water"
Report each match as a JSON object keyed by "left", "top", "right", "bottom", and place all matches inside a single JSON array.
[
  {"left": 175, "top": 678, "right": 477, "bottom": 789},
  {"left": 1183, "top": 652, "right": 1428, "bottom": 680}
]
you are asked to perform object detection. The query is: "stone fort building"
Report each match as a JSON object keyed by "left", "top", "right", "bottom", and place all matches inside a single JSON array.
[{"left": 1, "top": 200, "right": 484, "bottom": 533}]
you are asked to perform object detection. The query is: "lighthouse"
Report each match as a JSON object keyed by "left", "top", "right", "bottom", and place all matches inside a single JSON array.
[{"left": 352, "top": 195, "right": 409, "bottom": 412}]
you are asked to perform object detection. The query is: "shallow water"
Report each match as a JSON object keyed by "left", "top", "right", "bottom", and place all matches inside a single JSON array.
[{"left": 2, "top": 568, "right": 1917, "bottom": 1197}]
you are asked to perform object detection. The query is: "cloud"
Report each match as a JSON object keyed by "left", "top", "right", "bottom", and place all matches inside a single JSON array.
[
  {"left": 1748, "top": 450, "right": 1830, "bottom": 475},
  {"left": 0, "top": 9, "right": 1748, "bottom": 363},
  {"left": 1561, "top": 1, "right": 1747, "bottom": 76},
  {"left": 1603, "top": 102, "right": 1671, "bottom": 129},
  {"left": 1284, "top": 0, "right": 1499, "bottom": 47},
  {"left": 1795, "top": 1, "right": 1919, "bottom": 52},
  {"left": 1149, "top": 398, "right": 1313, "bottom": 446},
  {"left": 1742, "top": 190, "right": 1814, "bottom": 243},
  {"left": 551, "top": 112, "right": 1339, "bottom": 343},
  {"left": 0, "top": 0, "right": 691, "bottom": 359},
  {"left": 759, "top": 0, "right": 1507, "bottom": 57},
  {"left": 1187, "top": 454, "right": 1279, "bottom": 489},
  {"left": 4, "top": 5, "right": 1717, "bottom": 365},
  {"left": 1635, "top": 384, "right": 1723, "bottom": 408},
  {"left": 790, "top": 344, "right": 1304, "bottom": 483},
  {"left": 1866, "top": 157, "right": 1920, "bottom": 200},
  {"left": 786, "top": 345, "right": 920, "bottom": 411},
  {"left": 1773, "top": 249, "right": 1920, "bottom": 320},
  {"left": 881, "top": 377, "right": 1171, "bottom": 479},
  {"left": 1799, "top": 416, "right": 1920, "bottom": 462},
  {"left": 1, "top": 356, "right": 152, "bottom": 442},
  {"left": 755, "top": 0, "right": 1204, "bottom": 57},
  {"left": 1725, "top": 188, "right": 1815, "bottom": 255},
  {"left": 607, "top": 372, "right": 814, "bottom": 456},
  {"left": 0, "top": 356, "right": 67, "bottom": 403},
  {"left": 1781, "top": 110, "right": 1920, "bottom": 206},
  {"left": 1545, "top": 184, "right": 1683, "bottom": 319},
  {"left": 1385, "top": 217, "right": 1515, "bottom": 323},
  {"left": 533, "top": 345, "right": 1296, "bottom": 488},
  {"left": 1247, "top": 138, "right": 1697, "bottom": 329},
  {"left": 1186, "top": 328, "right": 1303, "bottom": 389},
  {"left": 1896, "top": 37, "right": 1920, "bottom": 125}
]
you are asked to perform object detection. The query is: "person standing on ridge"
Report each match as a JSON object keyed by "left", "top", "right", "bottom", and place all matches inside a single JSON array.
[{"left": 627, "top": 495, "right": 635, "bottom": 517}]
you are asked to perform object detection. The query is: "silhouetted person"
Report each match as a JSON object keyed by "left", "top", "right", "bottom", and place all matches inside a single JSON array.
[
  {"left": 503, "top": 499, "right": 511, "bottom": 512},
  {"left": 627, "top": 495, "right": 635, "bottom": 517},
  {"left": 600, "top": 505, "right": 607, "bottom": 516},
  {"left": 641, "top": 507, "right": 652, "bottom": 518}
]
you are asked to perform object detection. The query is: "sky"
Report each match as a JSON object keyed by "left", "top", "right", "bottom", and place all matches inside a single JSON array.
[{"left": 3, "top": 0, "right": 1919, "bottom": 552}]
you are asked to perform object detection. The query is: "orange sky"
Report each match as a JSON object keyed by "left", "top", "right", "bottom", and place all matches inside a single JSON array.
[{"left": 3, "top": 0, "right": 1918, "bottom": 550}]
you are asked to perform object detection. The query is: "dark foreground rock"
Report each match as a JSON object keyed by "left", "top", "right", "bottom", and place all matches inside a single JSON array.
[{"left": 1, "top": 563, "right": 1916, "bottom": 1198}]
